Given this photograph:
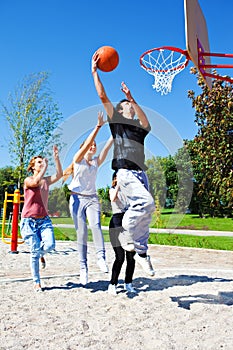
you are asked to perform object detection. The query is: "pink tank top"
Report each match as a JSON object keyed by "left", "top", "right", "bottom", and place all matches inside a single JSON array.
[{"left": 21, "top": 178, "right": 49, "bottom": 218}]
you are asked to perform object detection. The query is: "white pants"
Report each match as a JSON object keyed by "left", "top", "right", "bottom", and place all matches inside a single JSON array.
[{"left": 117, "top": 169, "right": 155, "bottom": 254}]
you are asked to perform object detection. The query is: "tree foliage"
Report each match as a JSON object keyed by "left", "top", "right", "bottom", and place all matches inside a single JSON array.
[
  {"left": 1, "top": 72, "right": 63, "bottom": 188},
  {"left": 187, "top": 69, "right": 233, "bottom": 217},
  {"left": 146, "top": 150, "right": 193, "bottom": 213},
  {"left": 0, "top": 166, "right": 21, "bottom": 218},
  {"left": 48, "top": 187, "right": 70, "bottom": 217},
  {"left": 97, "top": 186, "right": 111, "bottom": 216}
]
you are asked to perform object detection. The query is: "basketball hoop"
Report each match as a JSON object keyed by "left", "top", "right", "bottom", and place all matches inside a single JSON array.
[{"left": 140, "top": 46, "right": 190, "bottom": 95}]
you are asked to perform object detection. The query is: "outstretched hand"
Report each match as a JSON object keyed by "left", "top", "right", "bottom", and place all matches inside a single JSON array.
[
  {"left": 121, "top": 81, "right": 133, "bottom": 101},
  {"left": 53, "top": 145, "right": 59, "bottom": 159},
  {"left": 97, "top": 111, "right": 106, "bottom": 127},
  {"left": 92, "top": 52, "right": 99, "bottom": 73}
]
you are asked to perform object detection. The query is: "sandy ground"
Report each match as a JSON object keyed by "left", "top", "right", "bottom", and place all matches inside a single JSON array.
[{"left": 0, "top": 240, "right": 233, "bottom": 350}]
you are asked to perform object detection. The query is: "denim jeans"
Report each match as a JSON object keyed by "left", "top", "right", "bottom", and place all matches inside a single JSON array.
[
  {"left": 117, "top": 169, "right": 155, "bottom": 254},
  {"left": 69, "top": 194, "right": 106, "bottom": 270},
  {"left": 20, "top": 216, "right": 55, "bottom": 284}
]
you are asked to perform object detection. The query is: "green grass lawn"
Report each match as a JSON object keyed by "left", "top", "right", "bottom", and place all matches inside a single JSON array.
[
  {"left": 1, "top": 211, "right": 232, "bottom": 251},
  {"left": 51, "top": 212, "right": 233, "bottom": 232},
  {"left": 52, "top": 226, "right": 233, "bottom": 251},
  {"left": 51, "top": 211, "right": 233, "bottom": 251}
]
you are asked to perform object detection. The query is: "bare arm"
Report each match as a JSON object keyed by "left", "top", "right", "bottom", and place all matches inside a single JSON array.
[
  {"left": 97, "top": 136, "right": 113, "bottom": 166},
  {"left": 24, "top": 158, "right": 48, "bottom": 188},
  {"left": 92, "top": 53, "right": 114, "bottom": 119},
  {"left": 46, "top": 145, "right": 63, "bottom": 185},
  {"left": 109, "top": 185, "right": 120, "bottom": 202},
  {"left": 73, "top": 111, "right": 105, "bottom": 163},
  {"left": 121, "top": 81, "right": 150, "bottom": 129}
]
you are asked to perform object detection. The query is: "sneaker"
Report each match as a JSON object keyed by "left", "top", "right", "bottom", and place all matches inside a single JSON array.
[
  {"left": 97, "top": 258, "right": 109, "bottom": 273},
  {"left": 80, "top": 268, "right": 88, "bottom": 285},
  {"left": 134, "top": 254, "right": 155, "bottom": 276},
  {"left": 124, "top": 283, "right": 136, "bottom": 293},
  {"left": 33, "top": 283, "right": 43, "bottom": 293},
  {"left": 40, "top": 256, "right": 46, "bottom": 269},
  {"left": 118, "top": 231, "right": 135, "bottom": 252},
  {"left": 108, "top": 284, "right": 117, "bottom": 296}
]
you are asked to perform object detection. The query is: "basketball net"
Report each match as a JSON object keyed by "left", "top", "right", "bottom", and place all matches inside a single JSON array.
[{"left": 140, "top": 47, "right": 190, "bottom": 95}]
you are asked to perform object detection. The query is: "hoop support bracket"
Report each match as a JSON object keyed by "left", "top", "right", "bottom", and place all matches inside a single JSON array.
[{"left": 198, "top": 49, "right": 233, "bottom": 83}]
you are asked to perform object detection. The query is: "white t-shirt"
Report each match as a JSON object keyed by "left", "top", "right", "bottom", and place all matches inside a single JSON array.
[
  {"left": 110, "top": 186, "right": 128, "bottom": 214},
  {"left": 68, "top": 157, "right": 98, "bottom": 195}
]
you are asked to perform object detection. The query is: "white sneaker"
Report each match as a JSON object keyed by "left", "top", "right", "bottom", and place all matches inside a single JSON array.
[
  {"left": 80, "top": 268, "right": 88, "bottom": 285},
  {"left": 108, "top": 284, "right": 117, "bottom": 296},
  {"left": 134, "top": 254, "right": 155, "bottom": 276},
  {"left": 118, "top": 231, "right": 135, "bottom": 252},
  {"left": 97, "top": 258, "right": 109, "bottom": 273},
  {"left": 124, "top": 283, "right": 136, "bottom": 293}
]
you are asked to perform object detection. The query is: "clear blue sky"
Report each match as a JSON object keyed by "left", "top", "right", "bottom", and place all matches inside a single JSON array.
[{"left": 0, "top": 0, "right": 232, "bottom": 188}]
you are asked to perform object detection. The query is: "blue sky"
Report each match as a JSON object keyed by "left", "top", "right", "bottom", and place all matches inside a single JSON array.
[{"left": 0, "top": 0, "right": 233, "bottom": 188}]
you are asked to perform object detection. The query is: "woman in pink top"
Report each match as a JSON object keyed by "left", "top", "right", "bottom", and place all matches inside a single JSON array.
[{"left": 20, "top": 145, "right": 62, "bottom": 292}]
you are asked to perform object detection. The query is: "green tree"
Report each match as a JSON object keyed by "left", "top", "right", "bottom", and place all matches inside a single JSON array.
[
  {"left": 0, "top": 166, "right": 19, "bottom": 218},
  {"left": 146, "top": 156, "right": 167, "bottom": 206},
  {"left": 48, "top": 187, "right": 70, "bottom": 217},
  {"left": 97, "top": 186, "right": 111, "bottom": 216},
  {"left": 173, "top": 146, "right": 193, "bottom": 212},
  {"left": 188, "top": 69, "right": 233, "bottom": 217},
  {"left": 1, "top": 72, "right": 63, "bottom": 188},
  {"left": 146, "top": 151, "right": 193, "bottom": 213}
]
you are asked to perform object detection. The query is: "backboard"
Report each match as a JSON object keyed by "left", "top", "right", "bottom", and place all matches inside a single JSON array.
[{"left": 184, "top": 0, "right": 212, "bottom": 89}]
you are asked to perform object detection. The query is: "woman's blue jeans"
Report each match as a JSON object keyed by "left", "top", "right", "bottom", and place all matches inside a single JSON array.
[{"left": 20, "top": 216, "right": 55, "bottom": 284}]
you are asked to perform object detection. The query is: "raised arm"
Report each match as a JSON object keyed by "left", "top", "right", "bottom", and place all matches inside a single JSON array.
[
  {"left": 24, "top": 158, "right": 48, "bottom": 188},
  {"left": 92, "top": 53, "right": 114, "bottom": 119},
  {"left": 73, "top": 111, "right": 105, "bottom": 164},
  {"left": 121, "top": 81, "right": 150, "bottom": 129},
  {"left": 47, "top": 145, "right": 63, "bottom": 185},
  {"left": 97, "top": 135, "right": 113, "bottom": 166}
]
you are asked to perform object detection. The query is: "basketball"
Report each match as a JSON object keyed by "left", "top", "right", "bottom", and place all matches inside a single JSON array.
[{"left": 95, "top": 46, "right": 119, "bottom": 72}]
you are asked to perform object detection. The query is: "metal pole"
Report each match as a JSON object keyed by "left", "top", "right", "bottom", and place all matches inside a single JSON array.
[{"left": 10, "top": 189, "right": 20, "bottom": 254}]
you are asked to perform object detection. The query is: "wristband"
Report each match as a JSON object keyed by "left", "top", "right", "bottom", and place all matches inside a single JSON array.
[{"left": 96, "top": 125, "right": 102, "bottom": 128}]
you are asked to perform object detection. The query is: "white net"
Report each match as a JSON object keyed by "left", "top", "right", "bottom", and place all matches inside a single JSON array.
[{"left": 140, "top": 48, "right": 189, "bottom": 95}]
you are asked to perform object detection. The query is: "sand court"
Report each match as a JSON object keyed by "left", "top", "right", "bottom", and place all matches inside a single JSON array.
[{"left": 1, "top": 241, "right": 233, "bottom": 349}]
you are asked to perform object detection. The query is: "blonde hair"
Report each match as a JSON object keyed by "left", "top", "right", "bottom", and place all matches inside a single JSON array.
[
  {"left": 62, "top": 139, "right": 96, "bottom": 183},
  {"left": 27, "top": 156, "right": 43, "bottom": 173}
]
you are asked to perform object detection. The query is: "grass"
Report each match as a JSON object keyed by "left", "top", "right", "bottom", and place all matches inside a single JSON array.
[
  {"left": 1, "top": 211, "right": 233, "bottom": 251},
  {"left": 51, "top": 211, "right": 233, "bottom": 232},
  {"left": 52, "top": 226, "right": 233, "bottom": 251},
  {"left": 51, "top": 212, "right": 233, "bottom": 251},
  {"left": 152, "top": 211, "right": 233, "bottom": 231},
  {"left": 148, "top": 233, "right": 233, "bottom": 251}
]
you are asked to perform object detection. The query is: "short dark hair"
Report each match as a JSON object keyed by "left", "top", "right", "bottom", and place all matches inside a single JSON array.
[{"left": 115, "top": 99, "right": 129, "bottom": 112}]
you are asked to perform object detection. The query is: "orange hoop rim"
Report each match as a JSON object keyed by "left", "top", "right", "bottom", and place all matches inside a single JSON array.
[{"left": 140, "top": 46, "right": 190, "bottom": 73}]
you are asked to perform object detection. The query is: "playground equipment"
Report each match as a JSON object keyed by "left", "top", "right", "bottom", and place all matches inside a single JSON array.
[{"left": 1, "top": 189, "right": 24, "bottom": 253}]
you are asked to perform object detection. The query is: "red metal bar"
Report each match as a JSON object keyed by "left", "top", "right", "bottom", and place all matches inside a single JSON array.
[
  {"left": 10, "top": 189, "right": 20, "bottom": 254},
  {"left": 198, "top": 49, "right": 233, "bottom": 84},
  {"left": 200, "top": 64, "right": 233, "bottom": 69},
  {"left": 200, "top": 52, "right": 233, "bottom": 58},
  {"left": 201, "top": 72, "right": 233, "bottom": 83}
]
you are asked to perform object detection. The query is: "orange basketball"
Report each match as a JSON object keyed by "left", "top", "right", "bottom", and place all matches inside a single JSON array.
[{"left": 96, "top": 46, "right": 119, "bottom": 72}]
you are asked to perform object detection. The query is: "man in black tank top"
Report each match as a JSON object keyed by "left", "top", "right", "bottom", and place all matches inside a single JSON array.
[{"left": 92, "top": 54, "right": 155, "bottom": 277}]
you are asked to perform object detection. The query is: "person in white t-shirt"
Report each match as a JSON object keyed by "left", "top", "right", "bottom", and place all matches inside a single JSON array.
[{"left": 63, "top": 111, "right": 113, "bottom": 285}]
